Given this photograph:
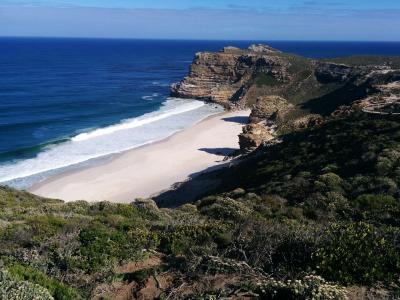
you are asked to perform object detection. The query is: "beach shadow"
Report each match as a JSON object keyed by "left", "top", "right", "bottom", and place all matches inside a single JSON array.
[
  {"left": 222, "top": 116, "right": 249, "bottom": 124},
  {"left": 199, "top": 147, "right": 236, "bottom": 156},
  {"left": 153, "top": 162, "right": 230, "bottom": 208}
]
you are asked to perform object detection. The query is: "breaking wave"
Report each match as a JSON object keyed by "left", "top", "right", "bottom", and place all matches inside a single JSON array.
[{"left": 0, "top": 98, "right": 223, "bottom": 188}]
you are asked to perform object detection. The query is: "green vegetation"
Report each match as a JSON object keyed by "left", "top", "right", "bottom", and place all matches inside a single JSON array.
[
  {"left": 0, "top": 270, "right": 54, "bottom": 300},
  {"left": 314, "top": 222, "right": 400, "bottom": 285},
  {"left": 1, "top": 112, "right": 400, "bottom": 298},
  {"left": 255, "top": 73, "right": 282, "bottom": 86},
  {"left": 325, "top": 55, "right": 400, "bottom": 69},
  {"left": 6, "top": 264, "right": 79, "bottom": 300}
]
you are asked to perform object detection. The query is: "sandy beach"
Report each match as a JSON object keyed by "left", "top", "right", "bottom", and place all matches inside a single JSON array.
[{"left": 29, "top": 109, "right": 250, "bottom": 202}]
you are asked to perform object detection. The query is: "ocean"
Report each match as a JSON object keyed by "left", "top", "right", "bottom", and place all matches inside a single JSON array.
[{"left": 1, "top": 38, "right": 400, "bottom": 188}]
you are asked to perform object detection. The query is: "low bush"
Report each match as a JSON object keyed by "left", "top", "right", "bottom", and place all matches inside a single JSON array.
[
  {"left": 77, "top": 223, "right": 152, "bottom": 272},
  {"left": 257, "top": 275, "right": 347, "bottom": 300},
  {"left": 0, "top": 270, "right": 54, "bottom": 300},
  {"left": 314, "top": 222, "right": 400, "bottom": 285},
  {"left": 7, "top": 264, "right": 80, "bottom": 300},
  {"left": 159, "top": 224, "right": 225, "bottom": 256}
]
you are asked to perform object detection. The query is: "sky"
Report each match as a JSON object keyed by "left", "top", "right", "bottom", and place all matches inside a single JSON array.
[{"left": 0, "top": 0, "right": 400, "bottom": 40}]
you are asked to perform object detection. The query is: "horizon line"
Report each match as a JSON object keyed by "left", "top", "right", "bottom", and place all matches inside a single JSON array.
[{"left": 1, "top": 35, "right": 400, "bottom": 43}]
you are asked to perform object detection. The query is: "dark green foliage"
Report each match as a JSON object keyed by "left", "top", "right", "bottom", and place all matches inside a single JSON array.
[
  {"left": 197, "top": 195, "right": 251, "bottom": 221},
  {"left": 26, "top": 215, "right": 67, "bottom": 242},
  {"left": 255, "top": 73, "right": 281, "bottom": 86},
  {"left": 354, "top": 194, "right": 397, "bottom": 211},
  {"left": 78, "top": 223, "right": 154, "bottom": 272},
  {"left": 121, "top": 268, "right": 156, "bottom": 283},
  {"left": 159, "top": 223, "right": 225, "bottom": 256},
  {"left": 207, "top": 113, "right": 400, "bottom": 223},
  {"left": 314, "top": 222, "right": 400, "bottom": 285},
  {"left": 301, "top": 81, "right": 374, "bottom": 115}
]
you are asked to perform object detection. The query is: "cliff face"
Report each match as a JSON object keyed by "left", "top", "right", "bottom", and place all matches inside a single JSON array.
[
  {"left": 171, "top": 51, "right": 247, "bottom": 104},
  {"left": 172, "top": 44, "right": 400, "bottom": 112},
  {"left": 170, "top": 45, "right": 290, "bottom": 106},
  {"left": 249, "top": 95, "right": 293, "bottom": 124},
  {"left": 172, "top": 44, "right": 400, "bottom": 151}
]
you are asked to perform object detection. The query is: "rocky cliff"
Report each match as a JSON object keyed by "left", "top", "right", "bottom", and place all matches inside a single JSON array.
[
  {"left": 172, "top": 44, "right": 400, "bottom": 151},
  {"left": 170, "top": 44, "right": 290, "bottom": 107},
  {"left": 172, "top": 44, "right": 400, "bottom": 111}
]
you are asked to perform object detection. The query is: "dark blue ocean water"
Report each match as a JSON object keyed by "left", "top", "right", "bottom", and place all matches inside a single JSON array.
[{"left": 1, "top": 38, "right": 400, "bottom": 187}]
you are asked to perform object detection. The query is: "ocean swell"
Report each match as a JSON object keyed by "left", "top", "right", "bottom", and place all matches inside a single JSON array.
[
  {"left": 72, "top": 98, "right": 205, "bottom": 142},
  {"left": 0, "top": 98, "right": 223, "bottom": 188}
]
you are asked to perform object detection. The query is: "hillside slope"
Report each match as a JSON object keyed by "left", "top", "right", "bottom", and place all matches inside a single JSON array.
[{"left": 1, "top": 112, "right": 400, "bottom": 299}]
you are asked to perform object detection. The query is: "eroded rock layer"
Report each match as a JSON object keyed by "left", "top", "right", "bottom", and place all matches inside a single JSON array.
[
  {"left": 172, "top": 44, "right": 400, "bottom": 114},
  {"left": 172, "top": 44, "right": 400, "bottom": 152},
  {"left": 171, "top": 45, "right": 289, "bottom": 106}
]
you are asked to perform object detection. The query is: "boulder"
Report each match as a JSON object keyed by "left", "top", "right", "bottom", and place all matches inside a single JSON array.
[
  {"left": 292, "top": 114, "right": 324, "bottom": 129},
  {"left": 249, "top": 95, "right": 293, "bottom": 123},
  {"left": 314, "top": 62, "right": 354, "bottom": 83},
  {"left": 239, "top": 123, "right": 274, "bottom": 151}
]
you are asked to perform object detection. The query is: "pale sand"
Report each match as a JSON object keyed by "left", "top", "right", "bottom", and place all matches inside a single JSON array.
[{"left": 29, "top": 109, "right": 250, "bottom": 203}]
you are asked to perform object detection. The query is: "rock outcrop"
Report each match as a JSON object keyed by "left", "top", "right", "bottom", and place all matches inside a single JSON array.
[
  {"left": 248, "top": 44, "right": 282, "bottom": 53},
  {"left": 314, "top": 62, "right": 356, "bottom": 83},
  {"left": 249, "top": 95, "right": 294, "bottom": 124},
  {"left": 172, "top": 44, "right": 400, "bottom": 114},
  {"left": 360, "top": 79, "right": 400, "bottom": 114},
  {"left": 172, "top": 44, "right": 400, "bottom": 151},
  {"left": 237, "top": 96, "right": 294, "bottom": 151},
  {"left": 170, "top": 44, "right": 290, "bottom": 106},
  {"left": 239, "top": 123, "right": 274, "bottom": 152}
]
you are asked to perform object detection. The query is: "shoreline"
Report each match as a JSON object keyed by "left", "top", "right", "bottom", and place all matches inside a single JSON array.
[
  {"left": 29, "top": 109, "right": 250, "bottom": 203},
  {"left": 26, "top": 109, "right": 226, "bottom": 188}
]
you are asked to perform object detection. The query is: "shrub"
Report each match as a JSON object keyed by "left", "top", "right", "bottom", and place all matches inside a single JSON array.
[
  {"left": 26, "top": 215, "right": 67, "bottom": 242},
  {"left": 227, "top": 188, "right": 246, "bottom": 198},
  {"left": 227, "top": 221, "right": 318, "bottom": 277},
  {"left": 6, "top": 264, "right": 80, "bottom": 300},
  {"left": 0, "top": 270, "right": 54, "bottom": 300},
  {"left": 318, "top": 173, "right": 343, "bottom": 190},
  {"left": 353, "top": 194, "right": 397, "bottom": 211},
  {"left": 159, "top": 224, "right": 223, "bottom": 256},
  {"left": 78, "top": 224, "right": 151, "bottom": 272},
  {"left": 255, "top": 73, "right": 281, "bottom": 86},
  {"left": 257, "top": 275, "right": 347, "bottom": 300},
  {"left": 198, "top": 197, "right": 251, "bottom": 221},
  {"left": 314, "top": 222, "right": 400, "bottom": 285},
  {"left": 121, "top": 268, "right": 155, "bottom": 283}
]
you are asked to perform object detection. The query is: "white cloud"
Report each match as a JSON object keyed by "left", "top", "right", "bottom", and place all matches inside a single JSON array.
[{"left": 0, "top": 5, "right": 399, "bottom": 40}]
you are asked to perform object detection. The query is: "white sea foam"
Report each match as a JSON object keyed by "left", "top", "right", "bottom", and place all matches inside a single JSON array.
[
  {"left": 141, "top": 95, "right": 153, "bottom": 100},
  {"left": 72, "top": 98, "right": 204, "bottom": 142},
  {"left": 151, "top": 81, "right": 170, "bottom": 87},
  {"left": 0, "top": 98, "right": 223, "bottom": 187},
  {"left": 141, "top": 93, "right": 161, "bottom": 101}
]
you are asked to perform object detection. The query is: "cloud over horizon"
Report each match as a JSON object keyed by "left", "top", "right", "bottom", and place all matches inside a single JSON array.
[{"left": 1, "top": 1, "right": 400, "bottom": 40}]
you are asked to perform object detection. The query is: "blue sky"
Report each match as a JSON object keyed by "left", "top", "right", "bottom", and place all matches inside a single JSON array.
[{"left": 1, "top": 0, "right": 400, "bottom": 40}]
